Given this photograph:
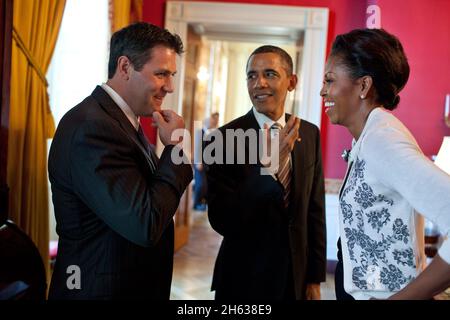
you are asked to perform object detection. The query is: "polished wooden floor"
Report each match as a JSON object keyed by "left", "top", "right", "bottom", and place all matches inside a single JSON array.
[{"left": 170, "top": 210, "right": 337, "bottom": 300}]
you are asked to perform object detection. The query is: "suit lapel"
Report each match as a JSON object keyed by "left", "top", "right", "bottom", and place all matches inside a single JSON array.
[
  {"left": 243, "top": 109, "right": 270, "bottom": 167},
  {"left": 91, "top": 86, "right": 157, "bottom": 172},
  {"left": 242, "top": 109, "right": 261, "bottom": 131}
]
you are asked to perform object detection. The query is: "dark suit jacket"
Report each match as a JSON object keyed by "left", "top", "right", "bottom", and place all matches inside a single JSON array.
[
  {"left": 205, "top": 109, "right": 326, "bottom": 300},
  {"left": 48, "top": 86, "right": 192, "bottom": 300}
]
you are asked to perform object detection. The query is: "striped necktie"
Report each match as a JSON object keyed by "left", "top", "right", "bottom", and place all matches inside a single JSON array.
[{"left": 271, "top": 122, "right": 292, "bottom": 207}]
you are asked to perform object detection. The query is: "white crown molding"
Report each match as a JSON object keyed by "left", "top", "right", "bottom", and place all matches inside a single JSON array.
[{"left": 164, "top": 1, "right": 329, "bottom": 128}]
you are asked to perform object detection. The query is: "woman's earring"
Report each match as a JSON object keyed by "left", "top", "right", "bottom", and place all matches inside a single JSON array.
[{"left": 360, "top": 95, "right": 365, "bottom": 99}]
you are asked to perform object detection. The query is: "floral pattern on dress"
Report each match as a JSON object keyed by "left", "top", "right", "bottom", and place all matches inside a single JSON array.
[
  {"left": 359, "top": 234, "right": 392, "bottom": 266},
  {"left": 344, "top": 227, "right": 358, "bottom": 263},
  {"left": 340, "top": 200, "right": 353, "bottom": 224},
  {"left": 352, "top": 266, "right": 368, "bottom": 290},
  {"left": 342, "top": 158, "right": 365, "bottom": 198},
  {"left": 380, "top": 264, "right": 413, "bottom": 291},
  {"left": 392, "top": 218, "right": 410, "bottom": 244},
  {"left": 354, "top": 183, "right": 378, "bottom": 209},
  {"left": 353, "top": 158, "right": 365, "bottom": 179},
  {"left": 355, "top": 209, "right": 365, "bottom": 230},
  {"left": 344, "top": 227, "right": 393, "bottom": 266},
  {"left": 378, "top": 194, "right": 394, "bottom": 206},
  {"left": 341, "top": 155, "right": 415, "bottom": 293},
  {"left": 393, "top": 248, "right": 415, "bottom": 267},
  {"left": 366, "top": 208, "right": 391, "bottom": 233}
]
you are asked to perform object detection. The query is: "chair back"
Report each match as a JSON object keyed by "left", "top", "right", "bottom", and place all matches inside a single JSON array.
[{"left": 0, "top": 220, "right": 47, "bottom": 300}]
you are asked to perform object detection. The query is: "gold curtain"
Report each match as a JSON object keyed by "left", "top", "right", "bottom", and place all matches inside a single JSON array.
[
  {"left": 8, "top": 0, "right": 66, "bottom": 280},
  {"left": 111, "top": 0, "right": 143, "bottom": 32}
]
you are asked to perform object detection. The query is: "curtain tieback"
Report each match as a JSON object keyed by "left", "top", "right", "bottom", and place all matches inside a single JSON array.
[{"left": 12, "top": 27, "right": 49, "bottom": 87}]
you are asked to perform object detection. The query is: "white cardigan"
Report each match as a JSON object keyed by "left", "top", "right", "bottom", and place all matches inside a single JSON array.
[{"left": 339, "top": 107, "right": 450, "bottom": 300}]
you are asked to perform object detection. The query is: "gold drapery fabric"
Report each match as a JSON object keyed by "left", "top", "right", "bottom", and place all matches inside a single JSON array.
[
  {"left": 8, "top": 0, "right": 66, "bottom": 281},
  {"left": 110, "top": 0, "right": 143, "bottom": 32}
]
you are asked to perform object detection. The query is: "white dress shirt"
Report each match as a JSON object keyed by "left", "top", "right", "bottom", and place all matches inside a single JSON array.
[
  {"left": 252, "top": 106, "right": 286, "bottom": 137},
  {"left": 101, "top": 83, "right": 140, "bottom": 131},
  {"left": 252, "top": 107, "right": 291, "bottom": 180}
]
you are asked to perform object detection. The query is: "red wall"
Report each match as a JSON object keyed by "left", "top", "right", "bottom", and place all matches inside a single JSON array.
[
  {"left": 140, "top": 1, "right": 167, "bottom": 143},
  {"left": 375, "top": 0, "right": 450, "bottom": 167},
  {"left": 142, "top": 0, "right": 450, "bottom": 178}
]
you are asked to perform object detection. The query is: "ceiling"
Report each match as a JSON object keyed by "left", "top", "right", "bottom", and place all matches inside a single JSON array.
[{"left": 191, "top": 22, "right": 304, "bottom": 45}]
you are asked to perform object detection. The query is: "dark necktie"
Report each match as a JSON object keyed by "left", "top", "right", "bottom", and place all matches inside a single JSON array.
[
  {"left": 271, "top": 122, "right": 292, "bottom": 207},
  {"left": 137, "top": 125, "right": 156, "bottom": 171}
]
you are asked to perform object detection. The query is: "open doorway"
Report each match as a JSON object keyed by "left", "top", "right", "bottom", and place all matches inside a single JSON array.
[
  {"left": 187, "top": 25, "right": 302, "bottom": 126},
  {"left": 175, "top": 24, "right": 302, "bottom": 248},
  {"left": 175, "top": 23, "right": 303, "bottom": 250},
  {"left": 166, "top": 1, "right": 327, "bottom": 251},
  {"left": 164, "top": 1, "right": 329, "bottom": 127}
]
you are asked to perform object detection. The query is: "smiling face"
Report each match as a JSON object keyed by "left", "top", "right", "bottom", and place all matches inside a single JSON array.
[
  {"left": 320, "top": 55, "right": 362, "bottom": 126},
  {"left": 246, "top": 52, "right": 297, "bottom": 121},
  {"left": 126, "top": 45, "right": 177, "bottom": 116}
]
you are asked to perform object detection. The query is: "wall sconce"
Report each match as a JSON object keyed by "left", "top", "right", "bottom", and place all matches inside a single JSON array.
[
  {"left": 435, "top": 136, "right": 450, "bottom": 175},
  {"left": 425, "top": 136, "right": 450, "bottom": 258},
  {"left": 196, "top": 66, "right": 210, "bottom": 82},
  {"left": 445, "top": 93, "right": 450, "bottom": 128}
]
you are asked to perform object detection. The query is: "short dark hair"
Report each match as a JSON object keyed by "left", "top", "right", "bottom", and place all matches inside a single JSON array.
[
  {"left": 247, "top": 45, "right": 294, "bottom": 75},
  {"left": 330, "top": 28, "right": 409, "bottom": 110},
  {"left": 108, "top": 22, "right": 184, "bottom": 79}
]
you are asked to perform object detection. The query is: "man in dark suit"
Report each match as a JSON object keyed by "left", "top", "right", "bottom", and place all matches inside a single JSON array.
[
  {"left": 48, "top": 23, "right": 193, "bottom": 299},
  {"left": 205, "top": 45, "right": 326, "bottom": 300}
]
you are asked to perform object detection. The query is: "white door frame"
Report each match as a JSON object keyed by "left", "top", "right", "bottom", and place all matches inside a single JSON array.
[{"left": 164, "top": 0, "right": 329, "bottom": 127}]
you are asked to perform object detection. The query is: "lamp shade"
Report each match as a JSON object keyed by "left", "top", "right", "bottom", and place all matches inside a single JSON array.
[{"left": 434, "top": 136, "right": 450, "bottom": 175}]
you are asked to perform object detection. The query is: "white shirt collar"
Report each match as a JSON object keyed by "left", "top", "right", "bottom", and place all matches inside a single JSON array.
[
  {"left": 101, "top": 83, "right": 140, "bottom": 131},
  {"left": 252, "top": 106, "right": 286, "bottom": 129}
]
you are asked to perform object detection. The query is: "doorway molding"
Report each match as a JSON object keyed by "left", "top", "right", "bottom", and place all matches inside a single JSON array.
[{"left": 164, "top": 1, "right": 329, "bottom": 127}]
